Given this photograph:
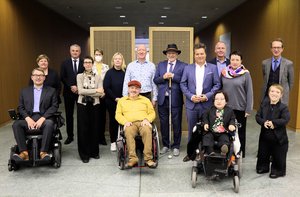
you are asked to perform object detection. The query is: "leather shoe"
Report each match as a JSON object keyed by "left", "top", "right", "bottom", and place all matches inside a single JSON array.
[
  {"left": 92, "top": 155, "right": 100, "bottom": 159},
  {"left": 12, "top": 151, "right": 29, "bottom": 161},
  {"left": 257, "top": 169, "right": 269, "bottom": 174},
  {"left": 40, "top": 152, "right": 50, "bottom": 160},
  {"left": 82, "top": 159, "right": 89, "bottom": 163},
  {"left": 269, "top": 173, "right": 279, "bottom": 179},
  {"left": 182, "top": 155, "right": 190, "bottom": 162},
  {"left": 126, "top": 159, "right": 138, "bottom": 169},
  {"left": 145, "top": 160, "right": 157, "bottom": 168},
  {"left": 64, "top": 137, "right": 73, "bottom": 145}
]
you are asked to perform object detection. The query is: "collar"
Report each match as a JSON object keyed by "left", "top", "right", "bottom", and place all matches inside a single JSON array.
[
  {"left": 34, "top": 85, "right": 43, "bottom": 91},
  {"left": 272, "top": 56, "right": 282, "bottom": 63},
  {"left": 195, "top": 61, "right": 207, "bottom": 67},
  {"left": 216, "top": 58, "right": 227, "bottom": 63}
]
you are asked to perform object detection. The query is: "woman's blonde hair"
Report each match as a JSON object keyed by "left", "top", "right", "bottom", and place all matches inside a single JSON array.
[
  {"left": 36, "top": 54, "right": 49, "bottom": 64},
  {"left": 111, "top": 52, "right": 126, "bottom": 71},
  {"left": 269, "top": 84, "right": 284, "bottom": 94}
]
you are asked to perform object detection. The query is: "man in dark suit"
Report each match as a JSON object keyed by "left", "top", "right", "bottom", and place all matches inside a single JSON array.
[
  {"left": 12, "top": 68, "right": 58, "bottom": 160},
  {"left": 180, "top": 43, "right": 221, "bottom": 141},
  {"left": 60, "top": 44, "right": 84, "bottom": 144},
  {"left": 261, "top": 38, "right": 294, "bottom": 105},
  {"left": 208, "top": 41, "right": 230, "bottom": 76},
  {"left": 154, "top": 44, "right": 187, "bottom": 156}
]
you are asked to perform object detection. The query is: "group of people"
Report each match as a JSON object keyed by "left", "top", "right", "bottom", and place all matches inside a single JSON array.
[{"left": 11, "top": 38, "right": 293, "bottom": 177}]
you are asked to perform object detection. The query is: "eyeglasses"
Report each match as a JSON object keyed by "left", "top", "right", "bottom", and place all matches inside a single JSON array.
[
  {"left": 84, "top": 61, "right": 93, "bottom": 64},
  {"left": 272, "top": 47, "right": 282, "bottom": 50},
  {"left": 32, "top": 74, "right": 45, "bottom": 77}
]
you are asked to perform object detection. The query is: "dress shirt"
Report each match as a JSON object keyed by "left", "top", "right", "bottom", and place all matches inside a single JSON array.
[
  {"left": 122, "top": 60, "right": 158, "bottom": 101},
  {"left": 216, "top": 58, "right": 228, "bottom": 76},
  {"left": 33, "top": 86, "right": 43, "bottom": 112},
  {"left": 167, "top": 60, "right": 176, "bottom": 72},
  {"left": 195, "top": 63, "right": 205, "bottom": 95}
]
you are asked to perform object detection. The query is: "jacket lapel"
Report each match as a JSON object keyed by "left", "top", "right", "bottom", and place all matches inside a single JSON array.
[
  {"left": 39, "top": 86, "right": 47, "bottom": 107},
  {"left": 279, "top": 58, "right": 285, "bottom": 83}
]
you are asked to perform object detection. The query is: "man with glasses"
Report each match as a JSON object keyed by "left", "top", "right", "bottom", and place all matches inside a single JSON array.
[
  {"left": 261, "top": 38, "right": 294, "bottom": 105},
  {"left": 12, "top": 68, "right": 58, "bottom": 160}
]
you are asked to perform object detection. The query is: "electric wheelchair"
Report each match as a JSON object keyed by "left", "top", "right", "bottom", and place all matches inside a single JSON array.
[
  {"left": 116, "top": 123, "right": 160, "bottom": 170},
  {"left": 190, "top": 120, "right": 242, "bottom": 193},
  {"left": 7, "top": 109, "right": 64, "bottom": 171}
]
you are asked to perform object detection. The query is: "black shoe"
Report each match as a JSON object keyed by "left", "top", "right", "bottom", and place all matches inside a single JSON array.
[
  {"left": 183, "top": 155, "right": 190, "bottom": 162},
  {"left": 257, "top": 169, "right": 269, "bottom": 174},
  {"left": 64, "top": 137, "right": 73, "bottom": 145},
  {"left": 91, "top": 155, "right": 100, "bottom": 159},
  {"left": 82, "top": 159, "right": 89, "bottom": 163},
  {"left": 269, "top": 173, "right": 279, "bottom": 179}
]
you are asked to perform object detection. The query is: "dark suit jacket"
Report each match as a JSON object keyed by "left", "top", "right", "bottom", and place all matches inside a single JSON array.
[
  {"left": 60, "top": 58, "right": 84, "bottom": 95},
  {"left": 153, "top": 60, "right": 187, "bottom": 107},
  {"left": 256, "top": 98, "right": 290, "bottom": 145},
  {"left": 18, "top": 86, "right": 58, "bottom": 119},
  {"left": 261, "top": 57, "right": 294, "bottom": 105},
  {"left": 208, "top": 57, "right": 230, "bottom": 66},
  {"left": 202, "top": 105, "right": 236, "bottom": 131},
  {"left": 180, "top": 63, "right": 221, "bottom": 110}
]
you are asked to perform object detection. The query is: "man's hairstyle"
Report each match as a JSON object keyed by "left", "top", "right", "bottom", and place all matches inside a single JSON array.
[
  {"left": 229, "top": 50, "right": 243, "bottom": 60},
  {"left": 36, "top": 54, "right": 50, "bottom": 64},
  {"left": 70, "top": 44, "right": 81, "bottom": 50},
  {"left": 213, "top": 90, "right": 229, "bottom": 102},
  {"left": 270, "top": 38, "right": 284, "bottom": 48},
  {"left": 31, "top": 67, "right": 45, "bottom": 75},
  {"left": 83, "top": 56, "right": 94, "bottom": 64},
  {"left": 194, "top": 43, "right": 206, "bottom": 53},
  {"left": 269, "top": 84, "right": 284, "bottom": 94},
  {"left": 94, "top": 49, "right": 104, "bottom": 55}
]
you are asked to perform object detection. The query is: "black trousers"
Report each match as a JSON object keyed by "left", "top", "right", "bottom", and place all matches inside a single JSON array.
[
  {"left": 256, "top": 130, "right": 288, "bottom": 175},
  {"left": 63, "top": 92, "right": 78, "bottom": 139},
  {"left": 98, "top": 97, "right": 107, "bottom": 143},
  {"left": 202, "top": 132, "right": 230, "bottom": 153},
  {"left": 158, "top": 97, "right": 182, "bottom": 149},
  {"left": 77, "top": 103, "right": 101, "bottom": 160},
  {"left": 12, "top": 114, "right": 54, "bottom": 152},
  {"left": 234, "top": 110, "right": 247, "bottom": 157},
  {"left": 106, "top": 99, "right": 118, "bottom": 143}
]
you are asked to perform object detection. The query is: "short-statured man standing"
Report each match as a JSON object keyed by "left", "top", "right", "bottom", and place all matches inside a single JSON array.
[
  {"left": 261, "top": 38, "right": 294, "bottom": 105},
  {"left": 60, "top": 44, "right": 84, "bottom": 144},
  {"left": 154, "top": 44, "right": 187, "bottom": 156},
  {"left": 208, "top": 41, "right": 230, "bottom": 76},
  {"left": 180, "top": 43, "right": 221, "bottom": 141}
]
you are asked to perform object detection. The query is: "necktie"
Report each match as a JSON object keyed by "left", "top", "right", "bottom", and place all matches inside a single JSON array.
[
  {"left": 168, "top": 62, "right": 174, "bottom": 72},
  {"left": 273, "top": 60, "right": 278, "bottom": 71},
  {"left": 73, "top": 59, "right": 77, "bottom": 74}
]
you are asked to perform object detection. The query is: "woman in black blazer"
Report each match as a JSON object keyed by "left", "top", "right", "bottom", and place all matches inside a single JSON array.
[{"left": 256, "top": 84, "right": 290, "bottom": 178}]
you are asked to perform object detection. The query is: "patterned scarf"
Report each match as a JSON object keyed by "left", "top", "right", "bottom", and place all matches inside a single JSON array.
[
  {"left": 221, "top": 64, "right": 249, "bottom": 79},
  {"left": 83, "top": 71, "right": 96, "bottom": 89},
  {"left": 212, "top": 109, "right": 225, "bottom": 133}
]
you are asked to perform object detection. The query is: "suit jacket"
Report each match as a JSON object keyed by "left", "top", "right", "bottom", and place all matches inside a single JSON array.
[
  {"left": 208, "top": 57, "right": 230, "bottom": 66},
  {"left": 153, "top": 60, "right": 187, "bottom": 107},
  {"left": 202, "top": 105, "right": 236, "bottom": 132},
  {"left": 180, "top": 63, "right": 221, "bottom": 110},
  {"left": 18, "top": 86, "right": 58, "bottom": 119},
  {"left": 261, "top": 57, "right": 294, "bottom": 105},
  {"left": 256, "top": 98, "right": 290, "bottom": 145},
  {"left": 60, "top": 58, "right": 84, "bottom": 96}
]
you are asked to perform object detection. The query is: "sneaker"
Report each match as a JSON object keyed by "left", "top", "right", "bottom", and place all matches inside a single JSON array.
[
  {"left": 110, "top": 142, "right": 117, "bottom": 152},
  {"left": 12, "top": 151, "right": 29, "bottom": 161},
  {"left": 40, "top": 152, "right": 50, "bottom": 160},
  {"left": 173, "top": 148, "right": 180, "bottom": 156},
  {"left": 221, "top": 145, "right": 228, "bottom": 155},
  {"left": 160, "top": 147, "right": 169, "bottom": 154},
  {"left": 145, "top": 160, "right": 157, "bottom": 168}
]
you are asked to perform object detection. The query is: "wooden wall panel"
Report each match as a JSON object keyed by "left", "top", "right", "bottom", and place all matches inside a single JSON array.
[
  {"left": 197, "top": 0, "right": 299, "bottom": 130},
  {"left": 90, "top": 27, "right": 135, "bottom": 66},
  {"left": 0, "top": 0, "right": 89, "bottom": 125}
]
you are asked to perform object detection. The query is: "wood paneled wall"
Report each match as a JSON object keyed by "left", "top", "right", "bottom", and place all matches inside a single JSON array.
[
  {"left": 197, "top": 0, "right": 299, "bottom": 130},
  {"left": 0, "top": 0, "right": 89, "bottom": 125}
]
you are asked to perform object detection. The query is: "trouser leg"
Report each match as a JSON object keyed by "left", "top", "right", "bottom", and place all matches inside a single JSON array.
[
  {"left": 138, "top": 122, "right": 153, "bottom": 161},
  {"left": 124, "top": 123, "right": 139, "bottom": 161}
]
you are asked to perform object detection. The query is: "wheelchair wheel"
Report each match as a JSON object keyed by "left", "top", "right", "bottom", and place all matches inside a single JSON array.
[
  {"left": 53, "top": 142, "right": 62, "bottom": 168},
  {"left": 237, "top": 151, "right": 242, "bottom": 178},
  {"left": 191, "top": 166, "right": 198, "bottom": 188},
  {"left": 8, "top": 160, "right": 19, "bottom": 171},
  {"left": 152, "top": 130, "right": 160, "bottom": 163},
  {"left": 233, "top": 175, "right": 239, "bottom": 193},
  {"left": 118, "top": 147, "right": 126, "bottom": 170}
]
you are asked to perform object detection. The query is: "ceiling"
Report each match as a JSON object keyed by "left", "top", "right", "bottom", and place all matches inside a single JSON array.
[{"left": 35, "top": 0, "right": 247, "bottom": 38}]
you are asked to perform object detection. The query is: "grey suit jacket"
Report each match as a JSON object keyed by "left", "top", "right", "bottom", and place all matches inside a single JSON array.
[{"left": 261, "top": 57, "right": 294, "bottom": 105}]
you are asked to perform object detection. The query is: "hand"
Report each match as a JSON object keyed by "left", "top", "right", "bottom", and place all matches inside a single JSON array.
[
  {"left": 199, "top": 94, "right": 207, "bottom": 102},
  {"left": 96, "top": 88, "right": 104, "bottom": 94},
  {"left": 245, "top": 113, "right": 250, "bottom": 117},
  {"left": 141, "top": 119, "right": 152, "bottom": 127},
  {"left": 191, "top": 95, "right": 201, "bottom": 103},
  {"left": 71, "top": 86, "right": 78, "bottom": 94},
  {"left": 25, "top": 117, "right": 36, "bottom": 129},
  {"left": 204, "top": 124, "right": 209, "bottom": 131},
  {"left": 152, "top": 100, "right": 157, "bottom": 108},
  {"left": 115, "top": 98, "right": 120, "bottom": 102},
  {"left": 163, "top": 72, "right": 173, "bottom": 79},
  {"left": 228, "top": 125, "right": 236, "bottom": 132},
  {"left": 268, "top": 121, "right": 274, "bottom": 129},
  {"left": 124, "top": 122, "right": 132, "bottom": 130},
  {"left": 34, "top": 117, "right": 46, "bottom": 129}
]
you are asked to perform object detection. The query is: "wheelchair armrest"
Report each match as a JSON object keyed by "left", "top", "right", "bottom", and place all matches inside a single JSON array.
[
  {"left": 52, "top": 112, "right": 65, "bottom": 128},
  {"left": 8, "top": 109, "right": 20, "bottom": 120}
]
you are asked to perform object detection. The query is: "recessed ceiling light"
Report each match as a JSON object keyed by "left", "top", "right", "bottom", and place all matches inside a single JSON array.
[
  {"left": 161, "top": 16, "right": 167, "bottom": 18},
  {"left": 78, "top": 15, "right": 81, "bottom": 18},
  {"left": 115, "top": 6, "right": 122, "bottom": 9},
  {"left": 163, "top": 6, "right": 171, "bottom": 10},
  {"left": 201, "top": 16, "right": 208, "bottom": 19},
  {"left": 158, "top": 22, "right": 164, "bottom": 25},
  {"left": 120, "top": 15, "right": 126, "bottom": 18}
]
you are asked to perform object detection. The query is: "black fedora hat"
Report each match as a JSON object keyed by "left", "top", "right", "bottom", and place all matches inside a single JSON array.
[{"left": 163, "top": 44, "right": 181, "bottom": 55}]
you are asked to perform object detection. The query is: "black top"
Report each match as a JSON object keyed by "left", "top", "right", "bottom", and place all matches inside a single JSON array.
[{"left": 103, "top": 67, "right": 125, "bottom": 102}]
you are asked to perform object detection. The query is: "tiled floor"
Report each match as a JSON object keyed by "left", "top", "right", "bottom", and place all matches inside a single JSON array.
[{"left": 1, "top": 109, "right": 300, "bottom": 197}]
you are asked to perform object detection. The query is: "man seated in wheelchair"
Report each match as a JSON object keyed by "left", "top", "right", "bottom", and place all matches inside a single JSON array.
[
  {"left": 115, "top": 80, "right": 157, "bottom": 168},
  {"left": 183, "top": 91, "right": 236, "bottom": 161},
  {"left": 12, "top": 67, "right": 58, "bottom": 161}
]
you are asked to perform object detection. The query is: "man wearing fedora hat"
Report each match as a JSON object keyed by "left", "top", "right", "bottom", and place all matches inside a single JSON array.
[{"left": 154, "top": 43, "right": 187, "bottom": 156}]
